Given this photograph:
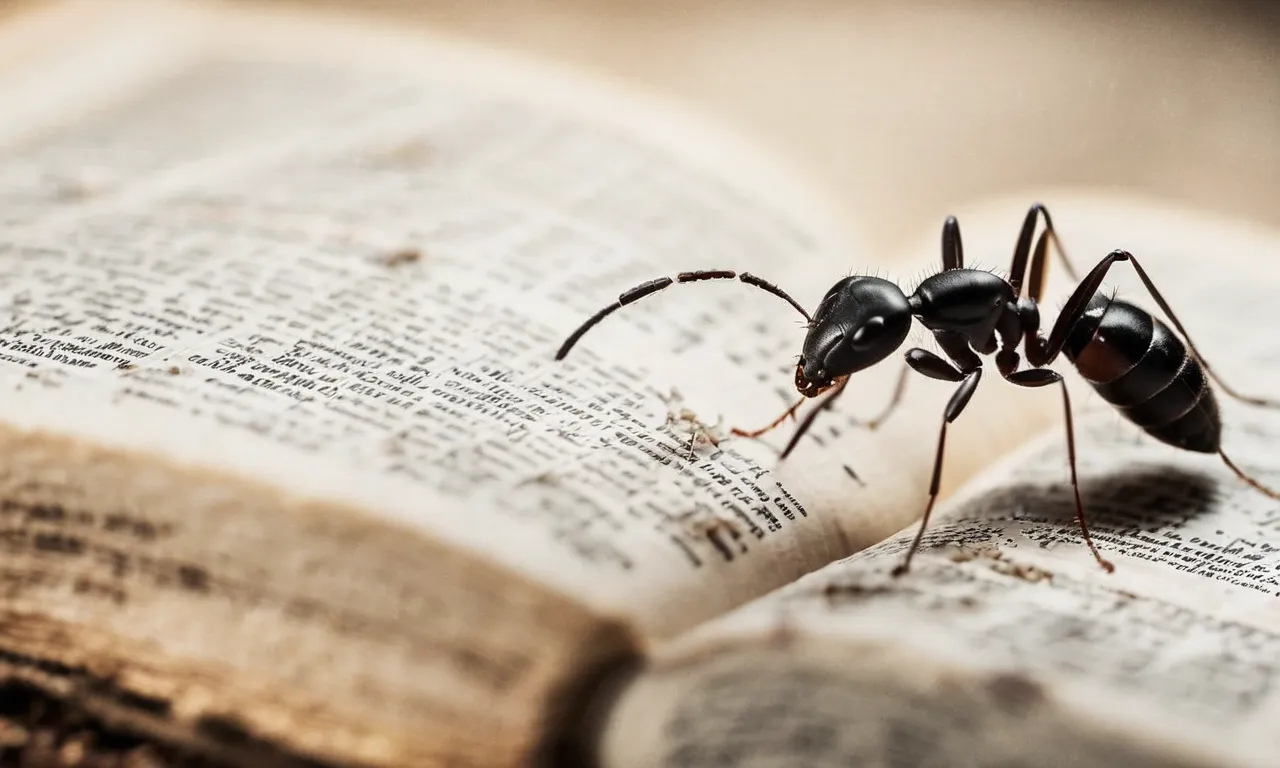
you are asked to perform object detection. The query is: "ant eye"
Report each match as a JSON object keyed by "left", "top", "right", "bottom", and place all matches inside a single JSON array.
[{"left": 850, "top": 316, "right": 885, "bottom": 350}]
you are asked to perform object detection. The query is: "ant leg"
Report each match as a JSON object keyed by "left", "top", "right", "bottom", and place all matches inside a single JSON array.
[
  {"left": 731, "top": 396, "right": 806, "bottom": 439},
  {"left": 1035, "top": 250, "right": 1280, "bottom": 408},
  {"left": 1123, "top": 255, "right": 1280, "bottom": 409},
  {"left": 772, "top": 362, "right": 911, "bottom": 454},
  {"left": 555, "top": 269, "right": 811, "bottom": 360},
  {"left": 1004, "top": 368, "right": 1115, "bottom": 572},
  {"left": 1034, "top": 249, "right": 1280, "bottom": 498},
  {"left": 1028, "top": 250, "right": 1124, "bottom": 367},
  {"left": 942, "top": 216, "right": 964, "bottom": 270},
  {"left": 777, "top": 353, "right": 929, "bottom": 460},
  {"left": 904, "top": 347, "right": 971, "bottom": 382},
  {"left": 893, "top": 363, "right": 982, "bottom": 577},
  {"left": 1219, "top": 452, "right": 1280, "bottom": 500},
  {"left": 1008, "top": 203, "right": 1082, "bottom": 300},
  {"left": 779, "top": 377, "right": 850, "bottom": 459},
  {"left": 862, "top": 363, "right": 912, "bottom": 430}
]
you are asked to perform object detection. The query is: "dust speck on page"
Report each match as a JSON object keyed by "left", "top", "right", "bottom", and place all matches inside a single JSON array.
[
  {"left": 516, "top": 469, "right": 561, "bottom": 487},
  {"left": 951, "top": 547, "right": 1052, "bottom": 582},
  {"left": 660, "top": 388, "right": 727, "bottom": 460},
  {"left": 382, "top": 248, "right": 423, "bottom": 267}
]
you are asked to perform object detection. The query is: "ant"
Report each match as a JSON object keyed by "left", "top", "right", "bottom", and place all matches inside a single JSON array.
[{"left": 554, "top": 203, "right": 1280, "bottom": 576}]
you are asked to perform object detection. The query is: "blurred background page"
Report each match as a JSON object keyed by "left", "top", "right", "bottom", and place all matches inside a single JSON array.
[{"left": 260, "top": 0, "right": 1280, "bottom": 258}]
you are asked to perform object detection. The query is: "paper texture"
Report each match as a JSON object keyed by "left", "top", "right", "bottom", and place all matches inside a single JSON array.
[
  {"left": 597, "top": 636, "right": 1242, "bottom": 768},
  {"left": 0, "top": 2, "right": 889, "bottom": 762},
  {"left": 0, "top": 1, "right": 1063, "bottom": 644},
  {"left": 0, "top": 29, "right": 831, "bottom": 640},
  {"left": 595, "top": 194, "right": 1280, "bottom": 767}
]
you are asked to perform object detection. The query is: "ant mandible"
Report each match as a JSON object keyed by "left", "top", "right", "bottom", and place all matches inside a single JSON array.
[{"left": 554, "top": 203, "right": 1280, "bottom": 577}]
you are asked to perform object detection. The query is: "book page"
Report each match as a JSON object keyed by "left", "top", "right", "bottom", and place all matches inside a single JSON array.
[
  {"left": 0, "top": 0, "right": 1065, "bottom": 652},
  {"left": 0, "top": 2, "right": 1066, "bottom": 764},
  {"left": 594, "top": 194, "right": 1280, "bottom": 768},
  {"left": 595, "top": 634, "right": 1243, "bottom": 768}
]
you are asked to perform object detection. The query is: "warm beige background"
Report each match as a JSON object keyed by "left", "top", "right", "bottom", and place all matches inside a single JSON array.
[{"left": 275, "top": 0, "right": 1280, "bottom": 259}]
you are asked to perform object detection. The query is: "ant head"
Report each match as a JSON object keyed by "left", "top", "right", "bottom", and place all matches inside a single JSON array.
[{"left": 795, "top": 276, "right": 912, "bottom": 397}]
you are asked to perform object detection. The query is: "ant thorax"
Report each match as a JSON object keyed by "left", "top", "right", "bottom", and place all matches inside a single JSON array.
[{"left": 909, "top": 269, "right": 1016, "bottom": 334}]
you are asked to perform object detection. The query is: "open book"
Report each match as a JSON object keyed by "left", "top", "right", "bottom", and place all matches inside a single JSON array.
[
  {"left": 2, "top": 1, "right": 1278, "bottom": 766},
  {"left": 590, "top": 215, "right": 1280, "bottom": 767}
]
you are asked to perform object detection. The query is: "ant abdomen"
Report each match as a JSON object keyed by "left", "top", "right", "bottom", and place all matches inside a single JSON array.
[{"left": 1063, "top": 295, "right": 1220, "bottom": 454}]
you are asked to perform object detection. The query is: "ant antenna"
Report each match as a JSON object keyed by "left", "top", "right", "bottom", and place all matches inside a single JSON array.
[{"left": 555, "top": 270, "right": 810, "bottom": 360}]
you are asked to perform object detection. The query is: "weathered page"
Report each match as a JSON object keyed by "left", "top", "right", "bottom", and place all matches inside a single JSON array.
[
  {"left": 0, "top": 0, "right": 846, "bottom": 656},
  {"left": 0, "top": 0, "right": 1067, "bottom": 665},
  {"left": 0, "top": 1, "right": 1066, "bottom": 764},
  {"left": 594, "top": 195, "right": 1280, "bottom": 768}
]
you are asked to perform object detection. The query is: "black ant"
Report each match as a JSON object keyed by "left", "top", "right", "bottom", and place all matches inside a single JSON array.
[{"left": 554, "top": 203, "right": 1280, "bottom": 576}]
